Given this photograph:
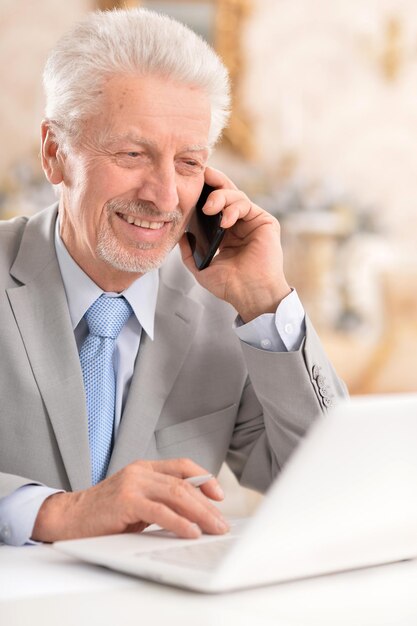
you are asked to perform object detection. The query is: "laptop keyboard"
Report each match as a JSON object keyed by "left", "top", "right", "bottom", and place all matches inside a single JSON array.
[{"left": 145, "top": 536, "right": 237, "bottom": 571}]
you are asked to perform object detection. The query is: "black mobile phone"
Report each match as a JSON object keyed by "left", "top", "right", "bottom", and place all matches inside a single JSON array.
[{"left": 186, "top": 183, "right": 225, "bottom": 270}]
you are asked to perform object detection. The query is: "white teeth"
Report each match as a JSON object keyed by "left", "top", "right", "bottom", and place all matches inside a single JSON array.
[{"left": 120, "top": 214, "right": 164, "bottom": 230}]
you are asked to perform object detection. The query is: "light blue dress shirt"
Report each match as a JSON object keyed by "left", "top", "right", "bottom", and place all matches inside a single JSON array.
[{"left": 0, "top": 221, "right": 305, "bottom": 545}]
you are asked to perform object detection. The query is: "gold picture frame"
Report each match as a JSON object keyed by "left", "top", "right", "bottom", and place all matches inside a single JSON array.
[{"left": 96, "top": 0, "right": 254, "bottom": 158}]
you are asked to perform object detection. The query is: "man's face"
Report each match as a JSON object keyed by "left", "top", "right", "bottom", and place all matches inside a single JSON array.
[{"left": 52, "top": 74, "right": 211, "bottom": 290}]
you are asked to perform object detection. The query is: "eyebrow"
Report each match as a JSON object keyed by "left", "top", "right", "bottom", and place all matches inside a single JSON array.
[
  {"left": 103, "top": 133, "right": 156, "bottom": 148},
  {"left": 103, "top": 133, "right": 209, "bottom": 154}
]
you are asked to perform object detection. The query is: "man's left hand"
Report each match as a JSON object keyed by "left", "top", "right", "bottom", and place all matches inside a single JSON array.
[{"left": 179, "top": 166, "right": 291, "bottom": 322}]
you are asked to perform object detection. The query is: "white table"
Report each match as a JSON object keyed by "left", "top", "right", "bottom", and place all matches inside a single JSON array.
[{"left": 1, "top": 543, "right": 417, "bottom": 626}]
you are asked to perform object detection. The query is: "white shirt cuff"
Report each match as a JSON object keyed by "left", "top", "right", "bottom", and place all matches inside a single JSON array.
[
  {"left": 0, "top": 485, "right": 63, "bottom": 546},
  {"left": 234, "top": 289, "right": 306, "bottom": 352}
]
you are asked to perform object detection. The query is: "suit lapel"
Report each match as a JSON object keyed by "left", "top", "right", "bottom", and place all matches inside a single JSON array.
[
  {"left": 8, "top": 208, "right": 204, "bottom": 484},
  {"left": 109, "top": 276, "right": 203, "bottom": 472},
  {"left": 7, "top": 207, "right": 91, "bottom": 490}
]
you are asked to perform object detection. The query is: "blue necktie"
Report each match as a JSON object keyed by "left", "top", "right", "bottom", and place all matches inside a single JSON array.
[{"left": 79, "top": 295, "right": 133, "bottom": 485}]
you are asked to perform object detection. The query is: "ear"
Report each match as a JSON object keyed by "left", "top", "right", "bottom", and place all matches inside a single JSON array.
[{"left": 40, "top": 120, "right": 65, "bottom": 185}]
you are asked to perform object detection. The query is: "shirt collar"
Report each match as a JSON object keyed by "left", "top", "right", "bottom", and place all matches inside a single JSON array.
[{"left": 54, "top": 217, "right": 158, "bottom": 340}]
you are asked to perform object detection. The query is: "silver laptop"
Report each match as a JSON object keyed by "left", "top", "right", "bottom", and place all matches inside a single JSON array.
[{"left": 54, "top": 394, "right": 417, "bottom": 593}]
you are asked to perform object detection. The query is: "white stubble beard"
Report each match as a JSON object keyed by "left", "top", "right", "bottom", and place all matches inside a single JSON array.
[{"left": 96, "top": 198, "right": 184, "bottom": 274}]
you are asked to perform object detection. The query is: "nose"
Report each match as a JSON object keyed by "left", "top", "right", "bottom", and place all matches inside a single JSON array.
[{"left": 137, "top": 163, "right": 179, "bottom": 212}]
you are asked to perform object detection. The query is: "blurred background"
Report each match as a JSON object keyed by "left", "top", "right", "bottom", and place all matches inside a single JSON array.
[{"left": 1, "top": 0, "right": 417, "bottom": 507}]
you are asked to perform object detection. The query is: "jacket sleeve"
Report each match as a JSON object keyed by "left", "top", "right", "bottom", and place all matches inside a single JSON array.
[{"left": 226, "top": 316, "right": 349, "bottom": 492}]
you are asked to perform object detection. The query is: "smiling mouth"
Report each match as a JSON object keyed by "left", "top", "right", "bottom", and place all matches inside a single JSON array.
[{"left": 117, "top": 212, "right": 165, "bottom": 230}]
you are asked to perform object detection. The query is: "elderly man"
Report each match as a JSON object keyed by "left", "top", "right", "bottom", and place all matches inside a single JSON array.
[{"left": 0, "top": 8, "right": 347, "bottom": 546}]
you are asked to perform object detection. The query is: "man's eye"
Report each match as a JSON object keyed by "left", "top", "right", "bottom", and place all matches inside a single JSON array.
[
  {"left": 176, "top": 159, "right": 204, "bottom": 176},
  {"left": 114, "top": 151, "right": 148, "bottom": 168},
  {"left": 182, "top": 160, "right": 203, "bottom": 170}
]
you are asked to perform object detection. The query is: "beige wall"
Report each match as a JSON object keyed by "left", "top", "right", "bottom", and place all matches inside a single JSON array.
[
  {"left": 241, "top": 0, "right": 417, "bottom": 257},
  {"left": 0, "top": 0, "right": 92, "bottom": 177}
]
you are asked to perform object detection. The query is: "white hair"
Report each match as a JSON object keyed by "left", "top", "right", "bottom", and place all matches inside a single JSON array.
[{"left": 43, "top": 7, "right": 230, "bottom": 148}]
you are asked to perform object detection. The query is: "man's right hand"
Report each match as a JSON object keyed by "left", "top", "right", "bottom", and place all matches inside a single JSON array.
[{"left": 31, "top": 458, "right": 229, "bottom": 543}]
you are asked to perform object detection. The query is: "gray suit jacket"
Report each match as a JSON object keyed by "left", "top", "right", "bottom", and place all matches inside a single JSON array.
[{"left": 0, "top": 206, "right": 347, "bottom": 499}]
